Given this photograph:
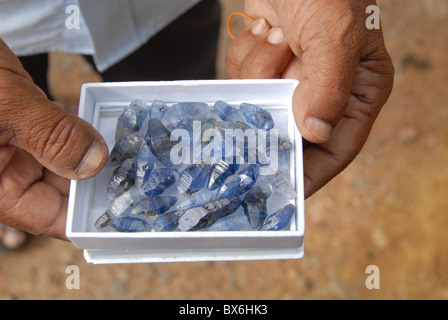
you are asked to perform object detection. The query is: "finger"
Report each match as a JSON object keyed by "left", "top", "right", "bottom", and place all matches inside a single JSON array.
[
  {"left": 227, "top": 18, "right": 270, "bottom": 78},
  {"left": 41, "top": 169, "right": 71, "bottom": 197},
  {"left": 0, "top": 92, "right": 108, "bottom": 181},
  {"left": 240, "top": 27, "right": 293, "bottom": 79},
  {"left": 0, "top": 149, "right": 68, "bottom": 240},
  {"left": 303, "top": 97, "right": 375, "bottom": 198},
  {"left": 279, "top": 3, "right": 365, "bottom": 144},
  {"left": 1, "top": 181, "right": 69, "bottom": 240}
]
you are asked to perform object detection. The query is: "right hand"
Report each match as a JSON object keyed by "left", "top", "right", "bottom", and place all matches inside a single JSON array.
[{"left": 0, "top": 39, "right": 108, "bottom": 240}]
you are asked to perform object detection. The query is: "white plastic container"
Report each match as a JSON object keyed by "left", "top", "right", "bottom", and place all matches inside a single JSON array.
[{"left": 66, "top": 79, "right": 305, "bottom": 264}]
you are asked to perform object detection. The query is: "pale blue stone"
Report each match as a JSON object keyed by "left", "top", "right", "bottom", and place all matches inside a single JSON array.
[
  {"left": 115, "top": 99, "right": 148, "bottom": 141},
  {"left": 207, "top": 158, "right": 240, "bottom": 191},
  {"left": 206, "top": 212, "right": 255, "bottom": 231},
  {"left": 178, "top": 161, "right": 210, "bottom": 196},
  {"left": 216, "top": 163, "right": 261, "bottom": 199},
  {"left": 161, "top": 102, "right": 210, "bottom": 133},
  {"left": 141, "top": 168, "right": 179, "bottom": 198},
  {"left": 106, "top": 158, "right": 136, "bottom": 201},
  {"left": 145, "top": 118, "right": 179, "bottom": 167},
  {"left": 149, "top": 99, "right": 168, "bottom": 121},
  {"left": 152, "top": 210, "right": 185, "bottom": 232},
  {"left": 214, "top": 100, "right": 244, "bottom": 122},
  {"left": 95, "top": 186, "right": 146, "bottom": 230},
  {"left": 260, "top": 204, "right": 296, "bottom": 231},
  {"left": 240, "top": 103, "right": 275, "bottom": 131},
  {"left": 174, "top": 190, "right": 216, "bottom": 211},
  {"left": 131, "top": 196, "right": 178, "bottom": 216},
  {"left": 106, "top": 132, "right": 144, "bottom": 168},
  {"left": 259, "top": 170, "right": 297, "bottom": 200},
  {"left": 135, "top": 143, "right": 155, "bottom": 187},
  {"left": 177, "top": 197, "right": 242, "bottom": 231},
  {"left": 242, "top": 186, "right": 271, "bottom": 229},
  {"left": 109, "top": 216, "right": 153, "bottom": 232}
]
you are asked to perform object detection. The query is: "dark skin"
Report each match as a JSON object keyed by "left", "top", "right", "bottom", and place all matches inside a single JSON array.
[{"left": 227, "top": 0, "right": 394, "bottom": 198}]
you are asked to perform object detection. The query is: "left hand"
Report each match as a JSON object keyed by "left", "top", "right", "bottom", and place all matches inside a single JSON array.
[{"left": 227, "top": 0, "right": 394, "bottom": 198}]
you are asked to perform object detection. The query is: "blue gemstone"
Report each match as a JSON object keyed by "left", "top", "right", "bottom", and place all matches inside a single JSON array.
[
  {"left": 162, "top": 102, "right": 210, "bottom": 133},
  {"left": 106, "top": 132, "right": 144, "bottom": 168},
  {"left": 216, "top": 163, "right": 261, "bottom": 199},
  {"left": 149, "top": 99, "right": 168, "bottom": 121},
  {"left": 207, "top": 158, "right": 240, "bottom": 191},
  {"left": 115, "top": 99, "right": 148, "bottom": 141},
  {"left": 109, "top": 216, "right": 153, "bottom": 232},
  {"left": 95, "top": 186, "right": 147, "bottom": 230},
  {"left": 242, "top": 186, "right": 271, "bottom": 229},
  {"left": 131, "top": 195, "right": 178, "bottom": 216},
  {"left": 178, "top": 197, "right": 242, "bottom": 231},
  {"left": 141, "top": 168, "right": 179, "bottom": 198},
  {"left": 135, "top": 143, "right": 155, "bottom": 187},
  {"left": 175, "top": 190, "right": 216, "bottom": 211},
  {"left": 145, "top": 118, "right": 179, "bottom": 167},
  {"left": 152, "top": 210, "right": 185, "bottom": 232},
  {"left": 240, "top": 103, "right": 275, "bottom": 131},
  {"left": 259, "top": 204, "right": 296, "bottom": 231},
  {"left": 106, "top": 158, "right": 136, "bottom": 201},
  {"left": 178, "top": 161, "right": 210, "bottom": 196},
  {"left": 214, "top": 100, "right": 244, "bottom": 122},
  {"left": 207, "top": 212, "right": 255, "bottom": 231}
]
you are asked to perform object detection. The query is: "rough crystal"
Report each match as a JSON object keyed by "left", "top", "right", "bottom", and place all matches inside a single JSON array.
[
  {"left": 206, "top": 212, "right": 255, "bottom": 231},
  {"left": 152, "top": 210, "right": 185, "bottom": 232},
  {"left": 240, "top": 103, "right": 275, "bottom": 130},
  {"left": 161, "top": 102, "right": 210, "bottom": 133},
  {"left": 216, "top": 163, "right": 261, "bottom": 199},
  {"left": 260, "top": 204, "right": 296, "bottom": 231},
  {"left": 178, "top": 197, "right": 242, "bottom": 231},
  {"left": 106, "top": 158, "right": 136, "bottom": 201},
  {"left": 178, "top": 161, "right": 210, "bottom": 196},
  {"left": 115, "top": 99, "right": 148, "bottom": 141},
  {"left": 140, "top": 168, "right": 179, "bottom": 198},
  {"left": 242, "top": 186, "right": 271, "bottom": 229},
  {"left": 95, "top": 186, "right": 146, "bottom": 230},
  {"left": 207, "top": 158, "right": 240, "bottom": 191},
  {"left": 109, "top": 216, "right": 153, "bottom": 232},
  {"left": 259, "top": 170, "right": 297, "bottom": 200},
  {"left": 106, "top": 132, "right": 144, "bottom": 168},
  {"left": 145, "top": 118, "right": 179, "bottom": 167},
  {"left": 135, "top": 143, "right": 155, "bottom": 187},
  {"left": 131, "top": 195, "right": 177, "bottom": 217},
  {"left": 214, "top": 100, "right": 244, "bottom": 122},
  {"left": 149, "top": 99, "right": 168, "bottom": 121}
]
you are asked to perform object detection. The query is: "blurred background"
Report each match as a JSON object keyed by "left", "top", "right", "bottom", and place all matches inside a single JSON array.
[{"left": 1, "top": 0, "right": 447, "bottom": 300}]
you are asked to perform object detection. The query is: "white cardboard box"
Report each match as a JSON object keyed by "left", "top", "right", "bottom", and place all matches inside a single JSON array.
[{"left": 66, "top": 79, "right": 305, "bottom": 264}]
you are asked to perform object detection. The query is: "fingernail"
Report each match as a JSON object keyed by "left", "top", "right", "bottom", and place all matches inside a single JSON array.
[
  {"left": 76, "top": 140, "right": 108, "bottom": 178},
  {"left": 267, "top": 27, "right": 285, "bottom": 44},
  {"left": 251, "top": 18, "right": 267, "bottom": 36},
  {"left": 304, "top": 117, "right": 333, "bottom": 142}
]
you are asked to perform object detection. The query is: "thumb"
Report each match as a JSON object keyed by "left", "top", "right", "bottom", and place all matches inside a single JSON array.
[
  {"left": 283, "top": 3, "right": 364, "bottom": 143},
  {"left": 1, "top": 88, "right": 108, "bottom": 180},
  {"left": 0, "top": 39, "right": 108, "bottom": 180}
]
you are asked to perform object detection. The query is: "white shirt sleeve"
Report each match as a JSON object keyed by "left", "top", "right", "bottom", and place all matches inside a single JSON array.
[{"left": 0, "top": 0, "right": 201, "bottom": 71}]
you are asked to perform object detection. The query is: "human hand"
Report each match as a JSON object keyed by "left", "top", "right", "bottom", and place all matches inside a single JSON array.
[
  {"left": 227, "top": 0, "right": 394, "bottom": 198},
  {"left": 0, "top": 40, "right": 108, "bottom": 240}
]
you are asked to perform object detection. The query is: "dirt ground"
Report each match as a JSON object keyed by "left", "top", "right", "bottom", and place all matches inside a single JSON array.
[{"left": 1, "top": 0, "right": 448, "bottom": 300}]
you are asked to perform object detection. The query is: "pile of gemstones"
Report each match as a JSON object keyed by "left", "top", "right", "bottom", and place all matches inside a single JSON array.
[{"left": 94, "top": 99, "right": 298, "bottom": 233}]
